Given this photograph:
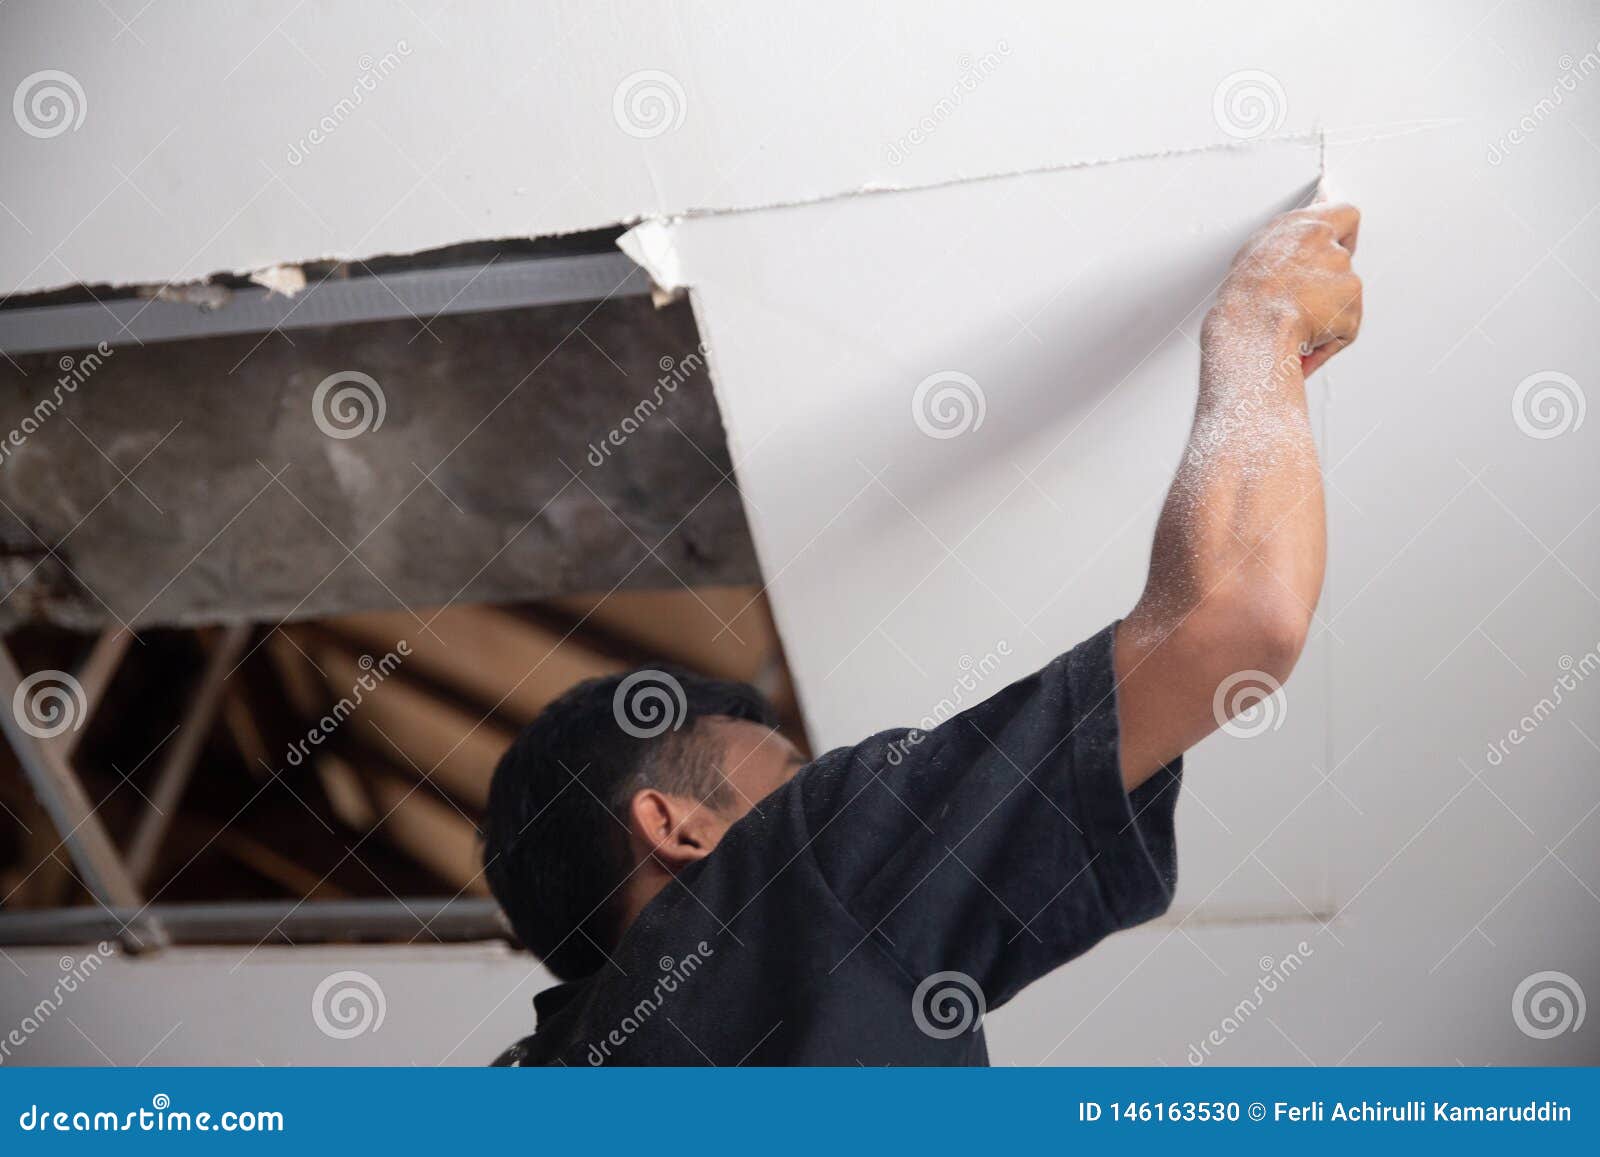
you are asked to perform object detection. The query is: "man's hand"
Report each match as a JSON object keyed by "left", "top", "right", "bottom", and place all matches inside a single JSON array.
[
  {"left": 1213, "top": 201, "right": 1363, "bottom": 376},
  {"left": 1112, "top": 201, "right": 1363, "bottom": 789}
]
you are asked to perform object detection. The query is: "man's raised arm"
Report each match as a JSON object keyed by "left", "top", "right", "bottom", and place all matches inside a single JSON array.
[{"left": 1115, "top": 201, "right": 1363, "bottom": 788}]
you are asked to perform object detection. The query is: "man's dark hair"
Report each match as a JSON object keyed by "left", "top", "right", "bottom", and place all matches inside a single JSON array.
[{"left": 483, "top": 664, "right": 778, "bottom": 981}]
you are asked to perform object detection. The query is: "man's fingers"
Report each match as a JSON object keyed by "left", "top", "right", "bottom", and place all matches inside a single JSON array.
[
  {"left": 1301, "top": 337, "right": 1346, "bottom": 377},
  {"left": 1220, "top": 199, "right": 1364, "bottom": 371},
  {"left": 1306, "top": 201, "right": 1360, "bottom": 251},
  {"left": 1338, "top": 216, "right": 1359, "bottom": 255},
  {"left": 1300, "top": 282, "right": 1362, "bottom": 375}
]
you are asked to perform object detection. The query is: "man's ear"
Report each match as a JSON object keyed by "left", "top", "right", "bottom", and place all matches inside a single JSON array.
[{"left": 625, "top": 788, "right": 724, "bottom": 872}]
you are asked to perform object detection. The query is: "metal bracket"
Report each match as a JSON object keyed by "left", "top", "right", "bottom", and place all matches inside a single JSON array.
[{"left": 0, "top": 637, "right": 165, "bottom": 948}]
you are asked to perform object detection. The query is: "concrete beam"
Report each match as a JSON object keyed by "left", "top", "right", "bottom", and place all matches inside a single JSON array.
[{"left": 0, "top": 296, "right": 758, "bottom": 629}]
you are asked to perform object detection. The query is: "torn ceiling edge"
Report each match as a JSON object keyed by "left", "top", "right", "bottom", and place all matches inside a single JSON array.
[
  {"left": 1, "top": 119, "right": 1451, "bottom": 338},
  {"left": 615, "top": 120, "right": 1456, "bottom": 298},
  {"left": 3, "top": 119, "right": 1459, "bottom": 302},
  {"left": 6, "top": 134, "right": 1356, "bottom": 333},
  {"left": 628, "top": 129, "right": 1330, "bottom": 237},
  {"left": 613, "top": 136, "right": 1338, "bottom": 298},
  {"left": 2, "top": 227, "right": 633, "bottom": 307},
  {"left": 122, "top": 135, "right": 1343, "bottom": 299},
  {"left": 247, "top": 264, "right": 308, "bottom": 298}
]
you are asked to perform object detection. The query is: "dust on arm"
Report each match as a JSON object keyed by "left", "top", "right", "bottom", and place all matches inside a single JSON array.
[{"left": 1114, "top": 202, "right": 1363, "bottom": 788}]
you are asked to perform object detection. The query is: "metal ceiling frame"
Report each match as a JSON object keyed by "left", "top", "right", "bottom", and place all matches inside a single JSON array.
[
  {"left": 0, "top": 250, "right": 649, "bottom": 357},
  {"left": 0, "top": 593, "right": 788, "bottom": 955},
  {"left": 0, "top": 634, "right": 167, "bottom": 949},
  {"left": 0, "top": 896, "right": 505, "bottom": 946},
  {"left": 0, "top": 247, "right": 647, "bottom": 947},
  {"left": 0, "top": 628, "right": 512, "bottom": 951}
]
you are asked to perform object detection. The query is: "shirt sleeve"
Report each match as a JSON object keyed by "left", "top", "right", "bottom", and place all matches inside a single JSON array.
[{"left": 794, "top": 621, "right": 1181, "bottom": 1009}]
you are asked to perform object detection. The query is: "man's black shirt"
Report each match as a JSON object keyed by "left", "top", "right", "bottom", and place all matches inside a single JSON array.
[{"left": 494, "top": 622, "right": 1182, "bottom": 1066}]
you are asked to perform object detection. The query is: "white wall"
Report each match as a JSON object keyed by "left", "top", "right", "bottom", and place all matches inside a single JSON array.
[
  {"left": 0, "top": 943, "right": 547, "bottom": 1067},
  {"left": 1, "top": 1, "right": 1597, "bottom": 1065},
  {"left": 0, "top": 1, "right": 1522, "bottom": 295}
]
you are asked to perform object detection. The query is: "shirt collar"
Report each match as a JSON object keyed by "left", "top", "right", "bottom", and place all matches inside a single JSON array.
[{"left": 533, "top": 978, "right": 589, "bottom": 1028}]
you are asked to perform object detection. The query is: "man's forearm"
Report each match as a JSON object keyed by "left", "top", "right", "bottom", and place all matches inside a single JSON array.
[
  {"left": 1113, "top": 202, "right": 1362, "bottom": 787},
  {"left": 1114, "top": 311, "right": 1323, "bottom": 784},
  {"left": 1147, "top": 306, "right": 1325, "bottom": 647}
]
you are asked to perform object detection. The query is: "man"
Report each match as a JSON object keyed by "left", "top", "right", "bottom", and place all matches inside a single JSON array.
[{"left": 485, "top": 200, "right": 1362, "bottom": 1065}]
